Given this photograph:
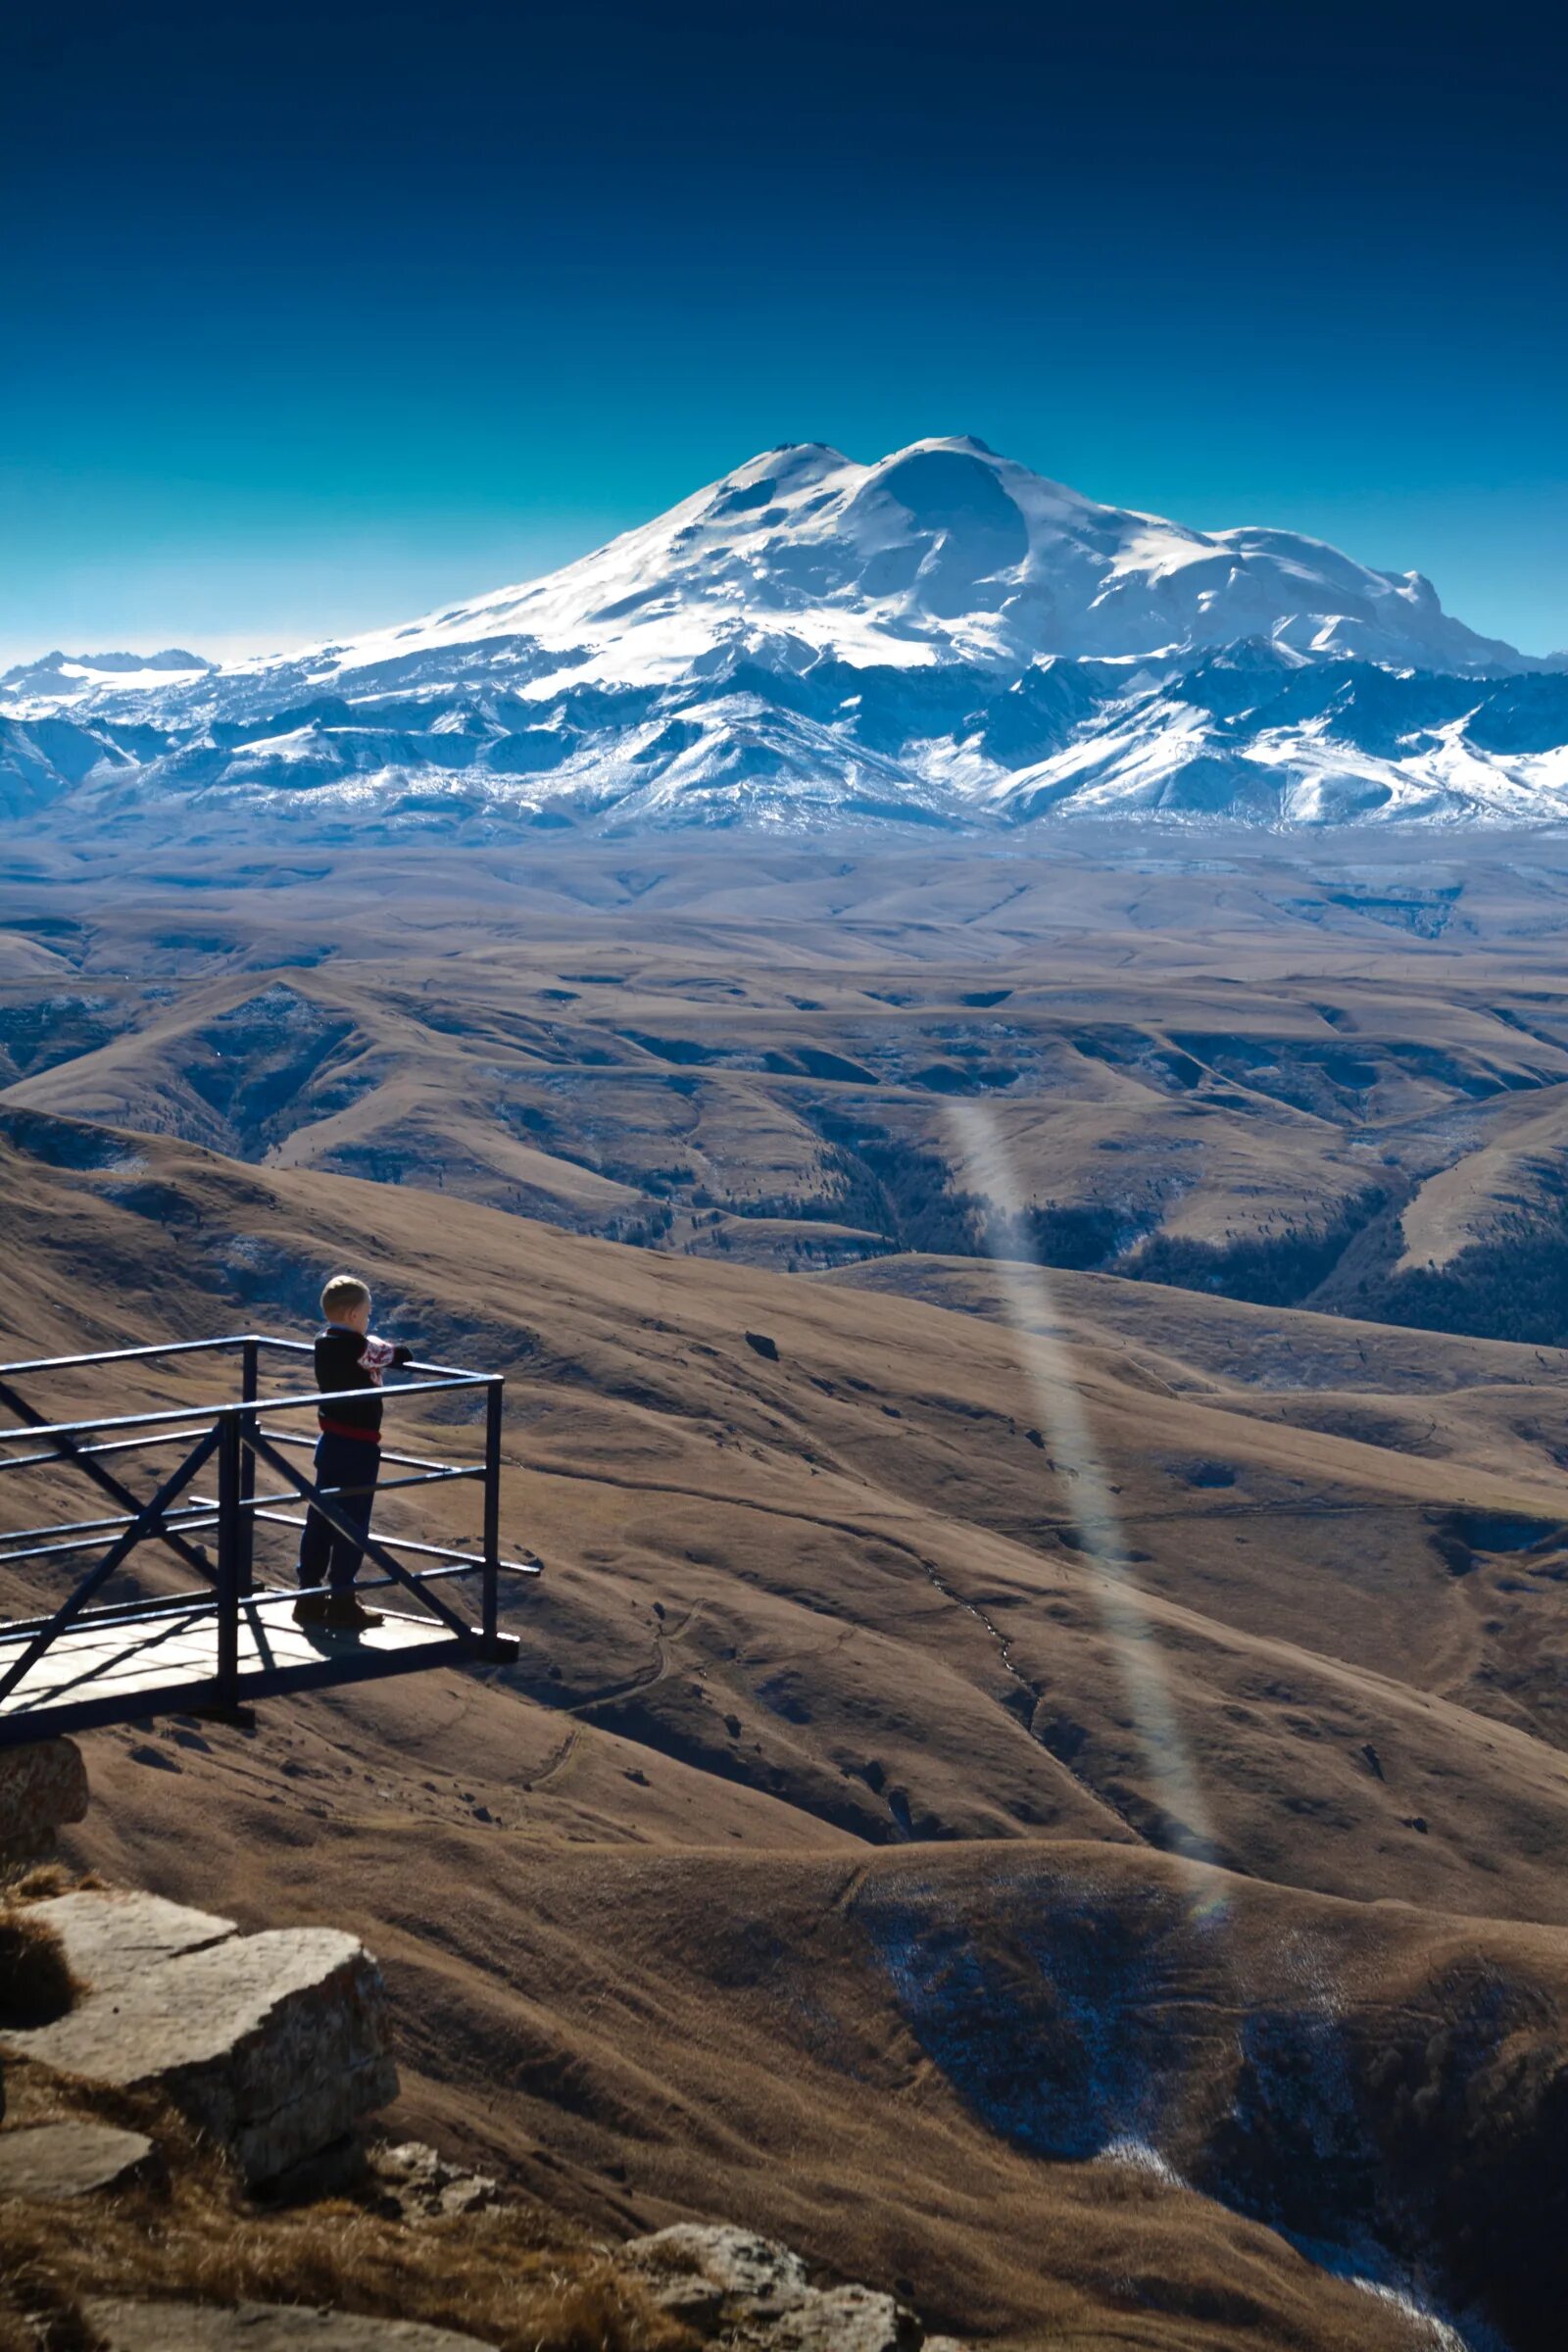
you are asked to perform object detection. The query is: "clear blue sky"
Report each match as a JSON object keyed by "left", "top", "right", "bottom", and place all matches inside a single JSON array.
[{"left": 3, "top": 0, "right": 1564, "bottom": 664}]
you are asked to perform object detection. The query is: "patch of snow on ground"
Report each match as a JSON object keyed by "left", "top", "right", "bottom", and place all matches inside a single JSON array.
[
  {"left": 1349, "top": 2278, "right": 1484, "bottom": 2352},
  {"left": 1095, "top": 2134, "right": 1187, "bottom": 2188}
]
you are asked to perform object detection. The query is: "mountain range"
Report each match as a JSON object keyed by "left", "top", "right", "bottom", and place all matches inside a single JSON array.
[{"left": 6, "top": 436, "right": 1568, "bottom": 835}]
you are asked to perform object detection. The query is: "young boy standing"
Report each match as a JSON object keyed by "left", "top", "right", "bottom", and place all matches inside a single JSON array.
[{"left": 295, "top": 1273, "right": 414, "bottom": 1631}]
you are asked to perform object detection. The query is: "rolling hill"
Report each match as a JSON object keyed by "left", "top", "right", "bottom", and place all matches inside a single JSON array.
[
  {"left": 4, "top": 836, "right": 1568, "bottom": 2348},
  {"left": 12, "top": 834, "right": 1568, "bottom": 1337}
]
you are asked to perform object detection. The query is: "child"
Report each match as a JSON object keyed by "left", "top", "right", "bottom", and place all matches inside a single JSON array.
[{"left": 294, "top": 1273, "right": 414, "bottom": 1631}]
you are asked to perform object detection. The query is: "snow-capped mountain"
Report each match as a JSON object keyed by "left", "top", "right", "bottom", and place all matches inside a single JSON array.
[
  {"left": 5, "top": 438, "right": 1566, "bottom": 834},
  {"left": 0, "top": 647, "right": 216, "bottom": 707}
]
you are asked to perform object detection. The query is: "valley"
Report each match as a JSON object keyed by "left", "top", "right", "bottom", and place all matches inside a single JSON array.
[
  {"left": 2, "top": 834, "right": 1568, "bottom": 2346},
  {"left": 11, "top": 832, "right": 1568, "bottom": 1334}
]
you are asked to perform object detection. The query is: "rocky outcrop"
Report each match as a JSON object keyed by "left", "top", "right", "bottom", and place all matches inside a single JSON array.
[
  {"left": 372, "top": 2137, "right": 502, "bottom": 2220},
  {"left": 0, "top": 1881, "right": 969, "bottom": 2348},
  {"left": 0, "top": 2119, "right": 157, "bottom": 2199},
  {"left": 0, "top": 1890, "right": 396, "bottom": 2182},
  {"left": 83, "top": 2303, "right": 492, "bottom": 2350},
  {"left": 630, "top": 2225, "right": 811, "bottom": 2326},
  {"left": 11, "top": 1888, "right": 231, "bottom": 1988},
  {"left": 0, "top": 1740, "right": 88, "bottom": 1867},
  {"left": 623, "top": 2225, "right": 970, "bottom": 2352}
]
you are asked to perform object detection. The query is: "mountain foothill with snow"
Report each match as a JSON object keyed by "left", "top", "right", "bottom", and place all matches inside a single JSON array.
[{"left": 7, "top": 436, "right": 1568, "bottom": 836}]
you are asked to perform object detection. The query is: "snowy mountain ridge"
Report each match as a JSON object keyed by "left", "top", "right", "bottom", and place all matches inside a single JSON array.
[
  {"left": 5, "top": 437, "right": 1567, "bottom": 835},
  {"left": 208, "top": 433, "right": 1532, "bottom": 691},
  {"left": 0, "top": 647, "right": 217, "bottom": 707}
]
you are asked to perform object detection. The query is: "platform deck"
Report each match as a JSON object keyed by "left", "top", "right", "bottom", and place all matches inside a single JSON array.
[{"left": 0, "top": 1590, "right": 514, "bottom": 1744}]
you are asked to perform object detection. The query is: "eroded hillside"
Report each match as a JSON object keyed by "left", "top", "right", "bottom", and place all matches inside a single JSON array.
[
  {"left": 11, "top": 835, "right": 1568, "bottom": 1334},
  {"left": 3, "top": 837, "right": 1567, "bottom": 2349}
]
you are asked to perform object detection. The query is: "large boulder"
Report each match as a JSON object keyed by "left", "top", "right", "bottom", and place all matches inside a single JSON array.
[
  {"left": 627, "top": 2223, "right": 809, "bottom": 2321},
  {"left": 0, "top": 2119, "right": 157, "bottom": 2200},
  {"left": 0, "top": 1739, "right": 88, "bottom": 1866},
  {"left": 372, "top": 2137, "right": 502, "bottom": 2219},
  {"left": 1, "top": 1890, "right": 396, "bottom": 2182},
  {"left": 765, "top": 2288, "right": 922, "bottom": 2351},
  {"left": 14, "top": 1889, "right": 233, "bottom": 1989},
  {"left": 623, "top": 2224, "right": 944, "bottom": 2349}
]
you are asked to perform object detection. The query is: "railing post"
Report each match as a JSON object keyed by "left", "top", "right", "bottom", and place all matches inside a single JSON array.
[
  {"left": 217, "top": 1412, "right": 241, "bottom": 1708},
  {"left": 237, "top": 1340, "right": 258, "bottom": 1596},
  {"left": 482, "top": 1379, "right": 503, "bottom": 1648}
]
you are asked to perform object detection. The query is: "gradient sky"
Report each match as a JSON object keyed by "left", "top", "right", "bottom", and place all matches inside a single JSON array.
[{"left": 3, "top": 0, "right": 1565, "bottom": 665}]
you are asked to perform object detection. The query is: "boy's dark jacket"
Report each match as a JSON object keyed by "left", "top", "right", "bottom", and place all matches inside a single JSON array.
[{"left": 314, "top": 1324, "right": 413, "bottom": 1441}]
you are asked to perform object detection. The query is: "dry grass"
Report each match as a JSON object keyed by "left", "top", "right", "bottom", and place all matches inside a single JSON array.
[
  {"left": 0, "top": 2078, "right": 693, "bottom": 2352},
  {"left": 6, "top": 1868, "right": 86, "bottom": 1904},
  {"left": 0, "top": 1865, "right": 105, "bottom": 1907}
]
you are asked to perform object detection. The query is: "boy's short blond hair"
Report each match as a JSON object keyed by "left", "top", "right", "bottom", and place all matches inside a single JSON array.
[{"left": 320, "top": 1273, "right": 371, "bottom": 1320}]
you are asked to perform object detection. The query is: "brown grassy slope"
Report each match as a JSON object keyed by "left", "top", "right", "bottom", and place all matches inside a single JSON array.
[
  {"left": 14, "top": 833, "right": 1568, "bottom": 1298},
  {"left": 3, "top": 948, "right": 1396, "bottom": 1254},
  {"left": 13, "top": 823, "right": 1568, "bottom": 955},
  {"left": 828, "top": 1251, "right": 1568, "bottom": 1751},
  {"left": 42, "top": 1801, "right": 1568, "bottom": 2352},
  {"left": 4, "top": 1109, "right": 1568, "bottom": 2344},
  {"left": 5, "top": 1111, "right": 1568, "bottom": 1915}
]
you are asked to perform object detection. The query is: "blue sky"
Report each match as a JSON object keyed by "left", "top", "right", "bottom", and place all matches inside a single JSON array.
[{"left": 3, "top": 0, "right": 1564, "bottom": 664}]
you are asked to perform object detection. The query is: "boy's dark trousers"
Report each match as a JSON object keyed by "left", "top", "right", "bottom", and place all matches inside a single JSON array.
[{"left": 297, "top": 1431, "right": 380, "bottom": 1593}]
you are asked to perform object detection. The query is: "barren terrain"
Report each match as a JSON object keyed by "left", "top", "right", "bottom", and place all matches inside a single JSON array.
[{"left": 3, "top": 834, "right": 1568, "bottom": 2347}]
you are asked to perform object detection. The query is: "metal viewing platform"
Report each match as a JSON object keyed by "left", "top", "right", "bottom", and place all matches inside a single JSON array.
[{"left": 0, "top": 1335, "right": 533, "bottom": 1746}]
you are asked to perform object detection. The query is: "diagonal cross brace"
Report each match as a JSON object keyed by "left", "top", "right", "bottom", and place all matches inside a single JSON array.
[
  {"left": 0, "top": 1423, "right": 221, "bottom": 1706},
  {"left": 247, "top": 1430, "right": 476, "bottom": 1640},
  {"left": 0, "top": 1371, "right": 220, "bottom": 1590}
]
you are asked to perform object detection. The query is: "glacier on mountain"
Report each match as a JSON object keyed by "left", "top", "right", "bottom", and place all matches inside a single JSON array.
[{"left": 4, "top": 437, "right": 1567, "bottom": 835}]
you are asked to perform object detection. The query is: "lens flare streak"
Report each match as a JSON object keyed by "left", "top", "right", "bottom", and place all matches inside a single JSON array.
[{"left": 948, "top": 1103, "right": 1221, "bottom": 1873}]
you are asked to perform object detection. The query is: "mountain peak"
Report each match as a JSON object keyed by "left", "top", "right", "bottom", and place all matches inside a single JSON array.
[
  {"left": 0, "top": 645, "right": 216, "bottom": 705},
  {"left": 6, "top": 444, "right": 1558, "bottom": 840},
  {"left": 895, "top": 432, "right": 1000, "bottom": 458}
]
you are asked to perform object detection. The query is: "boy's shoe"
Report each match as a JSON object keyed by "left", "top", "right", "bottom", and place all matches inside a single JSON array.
[
  {"left": 325, "top": 1592, "right": 384, "bottom": 1632},
  {"left": 293, "top": 1592, "right": 331, "bottom": 1626}
]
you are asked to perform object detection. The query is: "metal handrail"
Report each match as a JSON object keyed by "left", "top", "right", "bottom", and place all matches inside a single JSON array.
[
  {"left": 0, "top": 1333, "right": 524, "bottom": 1730},
  {"left": 0, "top": 1332, "right": 472, "bottom": 1377},
  {"left": 0, "top": 1335, "right": 260, "bottom": 1376},
  {"left": 0, "top": 1374, "right": 496, "bottom": 1450},
  {"left": 0, "top": 1465, "right": 485, "bottom": 1565}
]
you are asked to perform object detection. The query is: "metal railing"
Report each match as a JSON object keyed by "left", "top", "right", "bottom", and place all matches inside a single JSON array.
[{"left": 0, "top": 1334, "right": 535, "bottom": 1730}]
